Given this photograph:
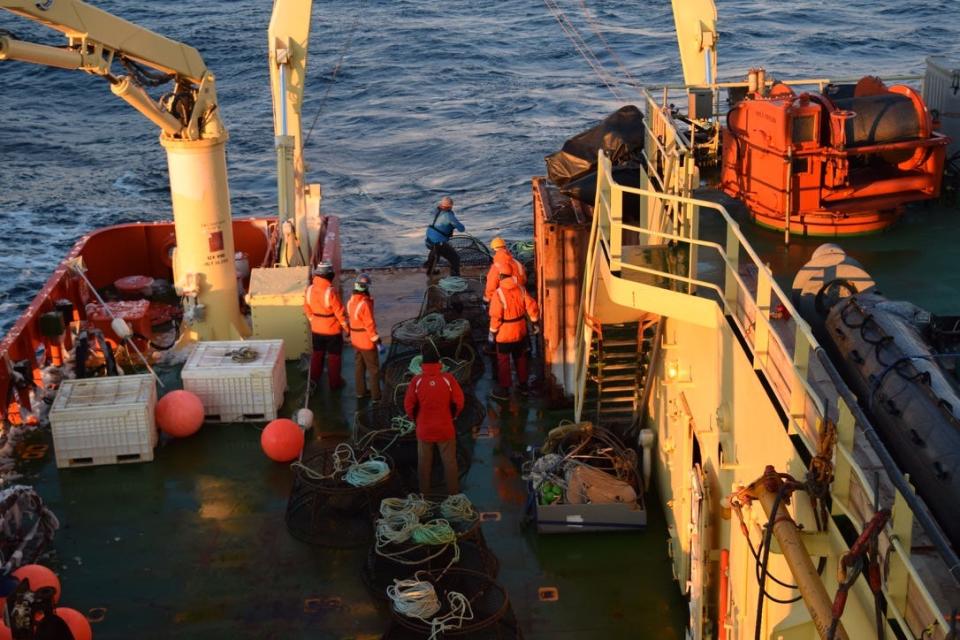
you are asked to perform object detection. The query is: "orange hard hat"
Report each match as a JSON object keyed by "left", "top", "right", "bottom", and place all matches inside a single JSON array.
[
  {"left": 490, "top": 237, "right": 507, "bottom": 251},
  {"left": 439, "top": 196, "right": 454, "bottom": 210}
]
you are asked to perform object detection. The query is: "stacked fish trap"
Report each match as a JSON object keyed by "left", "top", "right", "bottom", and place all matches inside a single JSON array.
[
  {"left": 381, "top": 340, "right": 478, "bottom": 406},
  {"left": 419, "top": 277, "right": 490, "bottom": 348},
  {"left": 353, "top": 399, "right": 485, "bottom": 492},
  {"left": 382, "top": 568, "right": 522, "bottom": 639},
  {"left": 448, "top": 236, "right": 494, "bottom": 269},
  {"left": 362, "top": 493, "right": 498, "bottom": 601},
  {"left": 285, "top": 440, "right": 400, "bottom": 548}
]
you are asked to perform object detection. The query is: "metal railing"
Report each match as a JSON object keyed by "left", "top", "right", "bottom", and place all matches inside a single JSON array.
[{"left": 575, "top": 124, "right": 957, "bottom": 636}]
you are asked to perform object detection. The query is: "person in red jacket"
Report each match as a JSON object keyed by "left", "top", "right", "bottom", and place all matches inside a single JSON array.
[
  {"left": 347, "top": 273, "right": 384, "bottom": 402},
  {"left": 404, "top": 345, "right": 465, "bottom": 494},
  {"left": 303, "top": 262, "right": 349, "bottom": 390},
  {"left": 488, "top": 261, "right": 540, "bottom": 400}
]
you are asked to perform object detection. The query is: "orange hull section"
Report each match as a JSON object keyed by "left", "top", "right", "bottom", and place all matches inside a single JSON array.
[{"left": 0, "top": 217, "right": 336, "bottom": 426}]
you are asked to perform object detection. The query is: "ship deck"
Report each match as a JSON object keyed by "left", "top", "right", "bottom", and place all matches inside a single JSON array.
[{"left": 18, "top": 266, "right": 688, "bottom": 639}]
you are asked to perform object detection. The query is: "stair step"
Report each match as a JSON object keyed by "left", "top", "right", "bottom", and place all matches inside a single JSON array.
[
  {"left": 600, "top": 339, "right": 638, "bottom": 348},
  {"left": 599, "top": 395, "right": 634, "bottom": 403},
  {"left": 598, "top": 384, "right": 637, "bottom": 394},
  {"left": 597, "top": 373, "right": 638, "bottom": 382},
  {"left": 592, "top": 363, "right": 638, "bottom": 372}
]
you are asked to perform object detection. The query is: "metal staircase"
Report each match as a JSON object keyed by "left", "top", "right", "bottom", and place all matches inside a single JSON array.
[{"left": 584, "top": 321, "right": 659, "bottom": 433}]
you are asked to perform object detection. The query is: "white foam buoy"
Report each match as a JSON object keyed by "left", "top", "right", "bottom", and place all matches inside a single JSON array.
[{"left": 295, "top": 408, "right": 314, "bottom": 432}]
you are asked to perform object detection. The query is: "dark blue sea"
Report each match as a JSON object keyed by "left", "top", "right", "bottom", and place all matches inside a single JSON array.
[{"left": 2, "top": 0, "right": 959, "bottom": 333}]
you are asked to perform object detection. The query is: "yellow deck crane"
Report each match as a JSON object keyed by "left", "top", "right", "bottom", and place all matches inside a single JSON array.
[
  {"left": 268, "top": 0, "right": 323, "bottom": 268},
  {"left": 0, "top": 0, "right": 249, "bottom": 341}
]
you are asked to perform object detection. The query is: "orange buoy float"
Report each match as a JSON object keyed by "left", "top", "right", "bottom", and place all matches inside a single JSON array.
[
  {"left": 54, "top": 608, "right": 92, "bottom": 640},
  {"left": 12, "top": 564, "right": 60, "bottom": 604},
  {"left": 260, "top": 418, "right": 304, "bottom": 462},
  {"left": 155, "top": 390, "right": 205, "bottom": 438}
]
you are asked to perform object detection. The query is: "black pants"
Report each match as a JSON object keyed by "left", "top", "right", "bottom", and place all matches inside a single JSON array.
[{"left": 424, "top": 241, "right": 461, "bottom": 276}]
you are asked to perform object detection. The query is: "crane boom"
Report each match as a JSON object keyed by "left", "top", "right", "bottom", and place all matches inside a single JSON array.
[
  {"left": 268, "top": 0, "right": 321, "bottom": 267},
  {"left": 671, "top": 0, "right": 718, "bottom": 86},
  {"left": 0, "top": 0, "right": 206, "bottom": 82}
]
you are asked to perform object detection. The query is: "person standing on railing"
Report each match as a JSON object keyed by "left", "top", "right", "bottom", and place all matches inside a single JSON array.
[
  {"left": 483, "top": 237, "right": 527, "bottom": 304},
  {"left": 404, "top": 343, "right": 465, "bottom": 494},
  {"left": 303, "top": 262, "right": 349, "bottom": 391},
  {"left": 347, "top": 273, "right": 384, "bottom": 403},
  {"left": 488, "top": 261, "right": 540, "bottom": 400},
  {"left": 423, "top": 196, "right": 465, "bottom": 277}
]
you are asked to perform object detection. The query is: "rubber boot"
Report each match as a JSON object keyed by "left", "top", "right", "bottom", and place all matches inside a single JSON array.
[
  {"left": 310, "top": 351, "right": 324, "bottom": 384},
  {"left": 516, "top": 351, "right": 530, "bottom": 388},
  {"left": 328, "top": 354, "right": 346, "bottom": 390}
]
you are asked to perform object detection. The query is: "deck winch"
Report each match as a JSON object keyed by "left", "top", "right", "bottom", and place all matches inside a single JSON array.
[{"left": 722, "top": 75, "right": 950, "bottom": 235}]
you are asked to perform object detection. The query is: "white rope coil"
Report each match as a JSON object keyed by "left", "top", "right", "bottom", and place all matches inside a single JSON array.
[
  {"left": 387, "top": 576, "right": 474, "bottom": 640},
  {"left": 439, "top": 493, "right": 479, "bottom": 523},
  {"left": 290, "top": 442, "right": 389, "bottom": 487}
]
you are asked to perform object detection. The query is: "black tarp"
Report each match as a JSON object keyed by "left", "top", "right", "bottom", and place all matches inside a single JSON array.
[
  {"left": 560, "top": 164, "right": 642, "bottom": 206},
  {"left": 545, "top": 105, "right": 645, "bottom": 187}
]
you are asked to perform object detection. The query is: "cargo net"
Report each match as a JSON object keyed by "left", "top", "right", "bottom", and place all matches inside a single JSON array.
[
  {"left": 354, "top": 399, "right": 485, "bottom": 492},
  {"left": 382, "top": 343, "right": 480, "bottom": 405},
  {"left": 523, "top": 421, "right": 641, "bottom": 509},
  {"left": 383, "top": 568, "right": 521, "bottom": 639},
  {"left": 0, "top": 486, "right": 59, "bottom": 573},
  {"left": 448, "top": 235, "right": 493, "bottom": 268},
  {"left": 419, "top": 277, "right": 490, "bottom": 346},
  {"left": 285, "top": 441, "right": 400, "bottom": 548},
  {"left": 363, "top": 493, "right": 497, "bottom": 600}
]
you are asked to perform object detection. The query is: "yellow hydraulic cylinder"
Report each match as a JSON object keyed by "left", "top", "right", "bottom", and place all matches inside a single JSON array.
[
  {"left": 161, "top": 132, "right": 250, "bottom": 342},
  {"left": 0, "top": 37, "right": 82, "bottom": 69},
  {"left": 748, "top": 468, "right": 848, "bottom": 640}
]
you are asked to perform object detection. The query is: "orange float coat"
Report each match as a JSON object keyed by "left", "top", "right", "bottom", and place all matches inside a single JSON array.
[
  {"left": 303, "top": 277, "right": 348, "bottom": 335},
  {"left": 488, "top": 277, "right": 539, "bottom": 343},
  {"left": 347, "top": 293, "right": 380, "bottom": 350},
  {"left": 483, "top": 249, "right": 527, "bottom": 302}
]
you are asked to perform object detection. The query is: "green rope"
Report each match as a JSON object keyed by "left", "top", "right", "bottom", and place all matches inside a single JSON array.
[
  {"left": 437, "top": 277, "right": 469, "bottom": 294},
  {"left": 439, "top": 493, "right": 479, "bottom": 523},
  {"left": 411, "top": 519, "right": 457, "bottom": 546}
]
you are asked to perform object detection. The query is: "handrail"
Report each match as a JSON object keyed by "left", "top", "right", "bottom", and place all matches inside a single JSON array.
[{"left": 577, "top": 140, "right": 956, "bottom": 634}]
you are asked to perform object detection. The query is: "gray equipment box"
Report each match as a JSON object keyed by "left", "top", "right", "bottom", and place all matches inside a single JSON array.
[{"left": 534, "top": 496, "right": 646, "bottom": 534}]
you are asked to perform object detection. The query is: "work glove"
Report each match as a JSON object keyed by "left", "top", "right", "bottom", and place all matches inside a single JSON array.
[
  {"left": 376, "top": 342, "right": 385, "bottom": 356},
  {"left": 488, "top": 332, "right": 496, "bottom": 346},
  {"left": 531, "top": 324, "right": 541, "bottom": 336}
]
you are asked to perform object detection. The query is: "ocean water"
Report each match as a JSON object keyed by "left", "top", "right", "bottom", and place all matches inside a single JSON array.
[{"left": 1, "top": 0, "right": 959, "bottom": 333}]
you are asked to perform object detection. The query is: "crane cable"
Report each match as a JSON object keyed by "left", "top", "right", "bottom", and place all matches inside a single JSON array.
[
  {"left": 574, "top": 0, "right": 644, "bottom": 90},
  {"left": 303, "top": 0, "right": 366, "bottom": 149},
  {"left": 541, "top": 0, "right": 628, "bottom": 101}
]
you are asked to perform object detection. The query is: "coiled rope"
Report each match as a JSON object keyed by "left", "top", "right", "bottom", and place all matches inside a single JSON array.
[
  {"left": 439, "top": 493, "right": 479, "bottom": 523},
  {"left": 356, "top": 414, "right": 416, "bottom": 452},
  {"left": 387, "top": 575, "right": 475, "bottom": 640},
  {"left": 290, "top": 443, "right": 390, "bottom": 487},
  {"left": 381, "top": 494, "right": 432, "bottom": 520},
  {"left": 394, "top": 316, "right": 470, "bottom": 346},
  {"left": 437, "top": 277, "right": 469, "bottom": 294}
]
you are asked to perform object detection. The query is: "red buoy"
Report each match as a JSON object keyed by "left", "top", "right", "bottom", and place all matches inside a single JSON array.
[
  {"left": 114, "top": 275, "right": 154, "bottom": 299},
  {"left": 12, "top": 564, "right": 60, "bottom": 604},
  {"left": 155, "top": 390, "right": 205, "bottom": 438},
  {"left": 260, "top": 418, "right": 304, "bottom": 462},
  {"left": 54, "top": 608, "right": 92, "bottom": 640},
  {"left": 0, "top": 621, "right": 11, "bottom": 640}
]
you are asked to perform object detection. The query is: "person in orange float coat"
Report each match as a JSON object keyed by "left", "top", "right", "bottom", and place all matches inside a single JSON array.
[
  {"left": 404, "top": 344, "right": 465, "bottom": 494},
  {"left": 347, "top": 273, "right": 384, "bottom": 403},
  {"left": 303, "top": 262, "right": 349, "bottom": 390},
  {"left": 483, "top": 237, "right": 527, "bottom": 304},
  {"left": 488, "top": 261, "right": 540, "bottom": 400}
]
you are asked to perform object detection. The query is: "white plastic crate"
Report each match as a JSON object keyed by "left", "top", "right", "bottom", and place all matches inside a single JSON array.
[
  {"left": 181, "top": 339, "right": 287, "bottom": 422},
  {"left": 49, "top": 374, "right": 158, "bottom": 468}
]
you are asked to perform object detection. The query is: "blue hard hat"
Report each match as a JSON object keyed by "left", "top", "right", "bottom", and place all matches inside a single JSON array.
[
  {"left": 354, "top": 273, "right": 372, "bottom": 291},
  {"left": 313, "top": 261, "right": 334, "bottom": 277}
]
